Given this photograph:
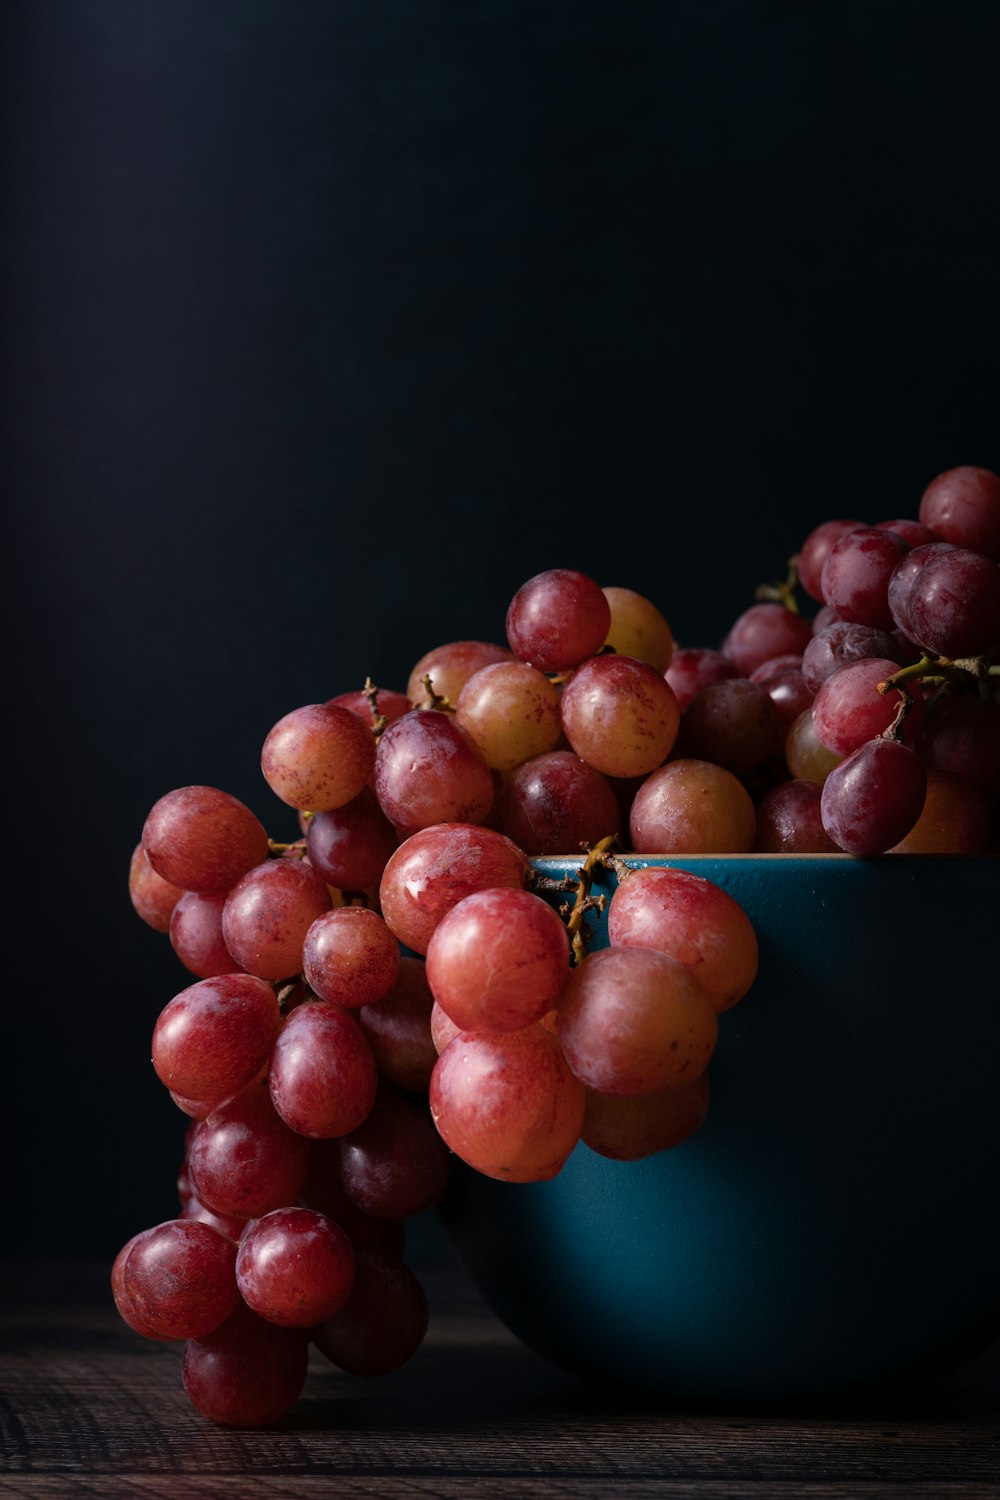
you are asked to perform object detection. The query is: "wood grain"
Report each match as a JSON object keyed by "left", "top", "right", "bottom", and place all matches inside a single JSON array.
[{"left": 3, "top": 1258, "right": 999, "bottom": 1498}]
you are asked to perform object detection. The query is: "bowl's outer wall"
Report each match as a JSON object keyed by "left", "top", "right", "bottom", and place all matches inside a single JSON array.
[{"left": 438, "top": 854, "right": 1000, "bottom": 1401}]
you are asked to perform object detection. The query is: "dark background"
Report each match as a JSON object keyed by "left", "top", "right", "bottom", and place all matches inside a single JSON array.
[{"left": 3, "top": 1, "right": 998, "bottom": 1257}]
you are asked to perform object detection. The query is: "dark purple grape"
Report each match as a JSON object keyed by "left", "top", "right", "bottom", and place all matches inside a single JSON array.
[
  {"left": 664, "top": 646, "right": 741, "bottom": 712},
  {"left": 801, "top": 620, "right": 902, "bottom": 695},
  {"left": 182, "top": 1300, "right": 309, "bottom": 1428},
  {"left": 887, "top": 542, "right": 957, "bottom": 643},
  {"left": 720, "top": 602, "right": 812, "bottom": 676},
  {"left": 819, "top": 526, "right": 911, "bottom": 631},
  {"left": 310, "top": 1248, "right": 428, "bottom": 1376},
  {"left": 876, "top": 518, "right": 941, "bottom": 548},
  {"left": 304, "top": 788, "right": 399, "bottom": 891},
  {"left": 913, "top": 693, "right": 1000, "bottom": 804},
  {"left": 810, "top": 604, "right": 842, "bottom": 636},
  {"left": 919, "top": 465, "right": 1000, "bottom": 560},
  {"left": 796, "top": 519, "right": 866, "bottom": 603},
  {"left": 682, "top": 678, "right": 776, "bottom": 775},
  {"left": 336, "top": 1082, "right": 451, "bottom": 1219},
  {"left": 752, "top": 779, "right": 839, "bottom": 853},
  {"left": 749, "top": 658, "right": 814, "bottom": 752},
  {"left": 497, "top": 750, "right": 621, "bottom": 855},
  {"left": 820, "top": 739, "right": 927, "bottom": 855},
  {"left": 905, "top": 547, "right": 1000, "bottom": 658}
]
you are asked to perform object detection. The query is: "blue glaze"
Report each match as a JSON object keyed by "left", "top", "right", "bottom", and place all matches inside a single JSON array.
[{"left": 437, "top": 854, "right": 1000, "bottom": 1401}]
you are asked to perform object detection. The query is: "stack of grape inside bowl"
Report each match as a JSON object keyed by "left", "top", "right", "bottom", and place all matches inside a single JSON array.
[
  {"left": 121, "top": 463, "right": 1000, "bottom": 1422},
  {"left": 439, "top": 849, "right": 1000, "bottom": 1403}
]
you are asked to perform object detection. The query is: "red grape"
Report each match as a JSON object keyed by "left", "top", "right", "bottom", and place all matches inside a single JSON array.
[
  {"left": 406, "top": 639, "right": 512, "bottom": 707},
  {"left": 336, "top": 1082, "right": 452, "bottom": 1218},
  {"left": 454, "top": 660, "right": 563, "bottom": 771},
  {"left": 262, "top": 702, "right": 375, "bottom": 813},
  {"left": 801, "top": 621, "right": 901, "bottom": 695},
  {"left": 796, "top": 518, "right": 866, "bottom": 602},
  {"left": 559, "top": 653, "right": 680, "bottom": 778},
  {"left": 142, "top": 786, "right": 269, "bottom": 893},
  {"left": 151, "top": 973, "right": 281, "bottom": 1108},
  {"left": 557, "top": 945, "right": 718, "bottom": 1096},
  {"left": 128, "top": 844, "right": 184, "bottom": 933},
  {"left": 236, "top": 1207, "right": 355, "bottom": 1327},
  {"left": 606, "top": 866, "right": 758, "bottom": 1012},
  {"left": 182, "top": 1300, "right": 309, "bottom": 1428},
  {"left": 819, "top": 525, "right": 911, "bottom": 631},
  {"left": 752, "top": 779, "right": 840, "bottom": 852},
  {"left": 900, "top": 546, "right": 1000, "bottom": 658},
  {"left": 430, "top": 1024, "right": 585, "bottom": 1183},
  {"left": 188, "top": 1080, "right": 310, "bottom": 1220},
  {"left": 506, "top": 568, "right": 611, "bottom": 672},
  {"left": 327, "top": 685, "right": 411, "bottom": 728},
  {"left": 267, "top": 1000, "right": 378, "bottom": 1139},
  {"left": 681, "top": 677, "right": 776, "bottom": 776},
  {"left": 425, "top": 886, "right": 570, "bottom": 1032},
  {"left": 373, "top": 709, "right": 494, "bottom": 834},
  {"left": 628, "top": 759, "right": 757, "bottom": 853},
  {"left": 720, "top": 602, "right": 812, "bottom": 675},
  {"left": 221, "top": 856, "right": 332, "bottom": 980},
  {"left": 304, "top": 787, "right": 399, "bottom": 891},
  {"left": 357, "top": 955, "right": 438, "bottom": 1093},
  {"left": 169, "top": 891, "right": 241, "bottom": 979},
  {"left": 111, "top": 1230, "right": 173, "bottom": 1341},
  {"left": 810, "top": 658, "right": 919, "bottom": 757},
  {"left": 298, "top": 1143, "right": 406, "bottom": 1256},
  {"left": 121, "top": 1218, "right": 239, "bottom": 1341},
  {"left": 378, "top": 823, "right": 529, "bottom": 955},
  {"left": 664, "top": 646, "right": 740, "bottom": 712},
  {"left": 581, "top": 1072, "right": 711, "bottom": 1160},
  {"left": 302, "top": 906, "right": 401, "bottom": 1009},
  {"left": 311, "top": 1247, "right": 428, "bottom": 1376}
]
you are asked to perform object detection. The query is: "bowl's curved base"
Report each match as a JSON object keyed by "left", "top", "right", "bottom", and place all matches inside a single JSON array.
[
  {"left": 439, "top": 1163, "right": 1000, "bottom": 1406},
  {"left": 437, "top": 855, "right": 1000, "bottom": 1407}
]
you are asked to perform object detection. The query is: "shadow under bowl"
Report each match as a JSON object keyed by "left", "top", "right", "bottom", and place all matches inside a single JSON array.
[{"left": 437, "top": 852, "right": 1000, "bottom": 1404}]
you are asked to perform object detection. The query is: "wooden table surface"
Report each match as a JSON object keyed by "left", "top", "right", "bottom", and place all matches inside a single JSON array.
[{"left": 3, "top": 1255, "right": 999, "bottom": 1499}]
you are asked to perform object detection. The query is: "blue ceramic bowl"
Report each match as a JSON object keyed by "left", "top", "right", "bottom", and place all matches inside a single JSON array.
[{"left": 437, "top": 853, "right": 1000, "bottom": 1403}]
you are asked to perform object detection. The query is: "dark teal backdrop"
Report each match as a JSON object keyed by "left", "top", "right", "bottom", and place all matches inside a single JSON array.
[{"left": 3, "top": 1, "right": 998, "bottom": 1253}]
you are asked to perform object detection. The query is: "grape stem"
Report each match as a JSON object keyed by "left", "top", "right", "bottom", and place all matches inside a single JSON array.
[
  {"left": 267, "top": 839, "right": 307, "bottom": 858},
  {"left": 362, "top": 677, "right": 390, "bottom": 737},
  {"left": 275, "top": 979, "right": 317, "bottom": 1015},
  {"left": 416, "top": 674, "right": 456, "bottom": 713},
  {"left": 754, "top": 557, "right": 801, "bottom": 615},
  {"left": 877, "top": 654, "right": 990, "bottom": 698},
  {"left": 877, "top": 692, "right": 913, "bottom": 743},
  {"left": 555, "top": 833, "right": 619, "bottom": 966}
]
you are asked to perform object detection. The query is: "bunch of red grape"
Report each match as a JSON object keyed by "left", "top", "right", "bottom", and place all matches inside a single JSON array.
[{"left": 117, "top": 462, "right": 998, "bottom": 1427}]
